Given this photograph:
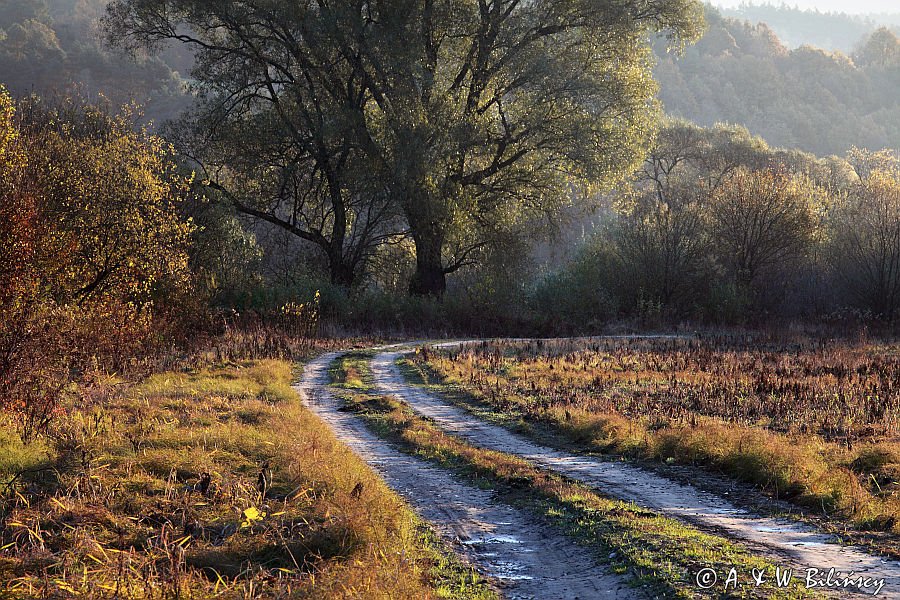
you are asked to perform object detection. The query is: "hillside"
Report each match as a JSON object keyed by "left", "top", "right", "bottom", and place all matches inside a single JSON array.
[
  {"left": 0, "top": 0, "right": 191, "bottom": 125},
  {"left": 4, "top": 2, "right": 898, "bottom": 157},
  {"left": 654, "top": 6, "right": 900, "bottom": 155}
]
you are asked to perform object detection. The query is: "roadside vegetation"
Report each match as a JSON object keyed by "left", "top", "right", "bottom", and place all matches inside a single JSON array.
[
  {"left": 3, "top": 1, "right": 900, "bottom": 597},
  {"left": 0, "top": 353, "right": 495, "bottom": 599},
  {"left": 411, "top": 338, "right": 900, "bottom": 557},
  {"left": 329, "top": 353, "right": 812, "bottom": 599}
]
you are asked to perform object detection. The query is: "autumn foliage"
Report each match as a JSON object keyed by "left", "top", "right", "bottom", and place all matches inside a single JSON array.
[{"left": 0, "top": 88, "right": 193, "bottom": 438}]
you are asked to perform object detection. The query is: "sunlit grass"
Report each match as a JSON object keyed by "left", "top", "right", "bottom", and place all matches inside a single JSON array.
[
  {"left": 328, "top": 350, "right": 376, "bottom": 391},
  {"left": 0, "top": 356, "right": 495, "bottom": 599},
  {"left": 0, "top": 422, "right": 50, "bottom": 481},
  {"left": 335, "top": 383, "right": 812, "bottom": 599},
  {"left": 412, "top": 339, "right": 900, "bottom": 556}
]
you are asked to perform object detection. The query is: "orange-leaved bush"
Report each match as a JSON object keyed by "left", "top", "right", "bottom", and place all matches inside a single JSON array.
[{"left": 0, "top": 89, "right": 194, "bottom": 439}]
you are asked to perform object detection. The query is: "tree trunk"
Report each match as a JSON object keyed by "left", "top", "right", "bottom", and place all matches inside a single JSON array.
[
  {"left": 409, "top": 227, "right": 446, "bottom": 296},
  {"left": 328, "top": 253, "right": 356, "bottom": 288},
  {"left": 402, "top": 183, "right": 448, "bottom": 296}
]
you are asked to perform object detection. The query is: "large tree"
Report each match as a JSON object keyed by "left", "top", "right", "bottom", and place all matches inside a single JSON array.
[
  {"left": 106, "top": 0, "right": 703, "bottom": 295},
  {"left": 170, "top": 95, "right": 402, "bottom": 287}
]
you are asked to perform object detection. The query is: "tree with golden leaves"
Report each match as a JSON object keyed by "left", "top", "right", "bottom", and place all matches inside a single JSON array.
[{"left": 0, "top": 89, "right": 194, "bottom": 438}]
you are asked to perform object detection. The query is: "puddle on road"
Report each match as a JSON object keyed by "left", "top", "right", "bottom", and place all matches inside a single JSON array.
[
  {"left": 459, "top": 534, "right": 537, "bottom": 581},
  {"left": 485, "top": 559, "right": 533, "bottom": 581},
  {"left": 461, "top": 534, "right": 525, "bottom": 545},
  {"left": 702, "top": 506, "right": 748, "bottom": 516},
  {"left": 791, "top": 541, "right": 828, "bottom": 548},
  {"left": 752, "top": 524, "right": 832, "bottom": 548}
]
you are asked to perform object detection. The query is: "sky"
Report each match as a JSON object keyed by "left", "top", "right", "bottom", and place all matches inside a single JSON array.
[{"left": 712, "top": 1, "right": 899, "bottom": 14}]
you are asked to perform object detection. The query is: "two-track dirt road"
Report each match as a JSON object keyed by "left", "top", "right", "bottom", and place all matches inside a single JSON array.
[
  {"left": 297, "top": 351, "right": 636, "bottom": 600},
  {"left": 297, "top": 342, "right": 900, "bottom": 598}
]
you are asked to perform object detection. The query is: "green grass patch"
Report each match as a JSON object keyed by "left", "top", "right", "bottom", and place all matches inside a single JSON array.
[{"left": 329, "top": 350, "right": 377, "bottom": 391}]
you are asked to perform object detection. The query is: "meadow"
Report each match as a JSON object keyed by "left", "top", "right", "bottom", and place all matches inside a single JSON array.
[
  {"left": 0, "top": 335, "right": 493, "bottom": 599},
  {"left": 412, "top": 336, "right": 900, "bottom": 555},
  {"left": 329, "top": 352, "right": 814, "bottom": 598}
]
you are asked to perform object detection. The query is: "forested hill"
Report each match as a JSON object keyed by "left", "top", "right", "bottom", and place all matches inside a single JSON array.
[
  {"left": 719, "top": 3, "right": 900, "bottom": 53},
  {"left": 654, "top": 5, "right": 900, "bottom": 156},
  {"left": 0, "top": 0, "right": 191, "bottom": 125},
  {"left": 2, "top": 1, "right": 898, "bottom": 158}
]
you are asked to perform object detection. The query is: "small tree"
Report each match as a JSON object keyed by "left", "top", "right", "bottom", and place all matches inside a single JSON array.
[
  {"left": 828, "top": 168, "right": 900, "bottom": 320},
  {"left": 20, "top": 98, "right": 194, "bottom": 305},
  {"left": 709, "top": 167, "right": 818, "bottom": 291},
  {"left": 615, "top": 185, "right": 708, "bottom": 310},
  {"left": 854, "top": 27, "right": 900, "bottom": 69},
  {"left": 614, "top": 122, "right": 770, "bottom": 313}
]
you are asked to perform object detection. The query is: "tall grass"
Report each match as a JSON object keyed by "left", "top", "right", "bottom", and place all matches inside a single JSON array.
[
  {"left": 416, "top": 338, "right": 900, "bottom": 553},
  {"left": 0, "top": 357, "right": 494, "bottom": 598}
]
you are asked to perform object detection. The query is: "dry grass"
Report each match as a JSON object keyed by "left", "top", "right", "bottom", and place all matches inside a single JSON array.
[
  {"left": 0, "top": 355, "right": 495, "bottom": 599},
  {"left": 414, "top": 338, "right": 900, "bottom": 550},
  {"left": 335, "top": 384, "right": 812, "bottom": 599}
]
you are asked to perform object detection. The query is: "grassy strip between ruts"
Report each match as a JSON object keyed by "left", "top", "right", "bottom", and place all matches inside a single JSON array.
[
  {"left": 402, "top": 349, "right": 900, "bottom": 559},
  {"left": 330, "top": 352, "right": 815, "bottom": 599},
  {"left": 0, "top": 355, "right": 496, "bottom": 599}
]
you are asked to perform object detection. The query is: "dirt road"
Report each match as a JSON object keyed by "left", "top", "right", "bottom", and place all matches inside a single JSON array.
[
  {"left": 370, "top": 347, "right": 900, "bottom": 598},
  {"left": 296, "top": 351, "right": 637, "bottom": 599}
]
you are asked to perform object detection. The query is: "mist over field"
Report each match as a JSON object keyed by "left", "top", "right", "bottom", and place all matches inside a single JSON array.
[
  {"left": 718, "top": 2, "right": 900, "bottom": 51},
  {"left": 713, "top": 0, "right": 897, "bottom": 14}
]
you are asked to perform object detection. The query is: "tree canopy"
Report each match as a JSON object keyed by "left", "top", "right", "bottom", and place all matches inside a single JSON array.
[{"left": 105, "top": 0, "right": 705, "bottom": 295}]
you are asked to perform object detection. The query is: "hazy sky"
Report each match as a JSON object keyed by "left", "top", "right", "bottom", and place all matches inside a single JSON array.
[{"left": 712, "top": 1, "right": 898, "bottom": 14}]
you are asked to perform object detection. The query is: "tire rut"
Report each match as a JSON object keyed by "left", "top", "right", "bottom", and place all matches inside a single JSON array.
[
  {"left": 371, "top": 349, "right": 900, "bottom": 598},
  {"left": 296, "top": 351, "right": 637, "bottom": 600}
]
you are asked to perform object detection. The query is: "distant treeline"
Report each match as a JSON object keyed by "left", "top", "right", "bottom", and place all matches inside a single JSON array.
[
  {"left": 655, "top": 6, "right": 900, "bottom": 156},
  {"left": 720, "top": 3, "right": 900, "bottom": 52},
  {"left": 3, "top": 2, "right": 898, "bottom": 160},
  {"left": 532, "top": 122, "right": 900, "bottom": 330}
]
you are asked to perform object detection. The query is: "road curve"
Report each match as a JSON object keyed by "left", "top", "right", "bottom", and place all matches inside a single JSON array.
[
  {"left": 371, "top": 347, "right": 900, "bottom": 598},
  {"left": 295, "top": 351, "right": 637, "bottom": 600}
]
